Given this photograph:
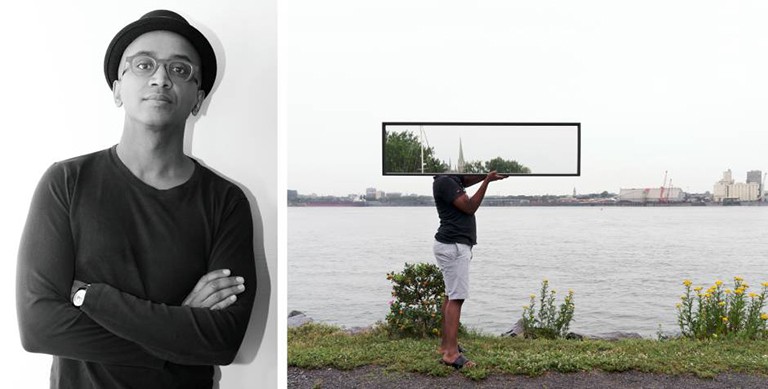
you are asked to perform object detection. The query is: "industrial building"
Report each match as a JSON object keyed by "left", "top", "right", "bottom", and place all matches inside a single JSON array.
[
  {"left": 618, "top": 187, "right": 684, "bottom": 203},
  {"left": 713, "top": 169, "right": 761, "bottom": 203},
  {"left": 747, "top": 170, "right": 762, "bottom": 185}
]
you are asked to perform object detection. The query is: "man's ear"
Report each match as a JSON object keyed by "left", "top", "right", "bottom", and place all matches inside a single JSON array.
[
  {"left": 191, "top": 90, "right": 206, "bottom": 116},
  {"left": 112, "top": 80, "right": 123, "bottom": 107}
]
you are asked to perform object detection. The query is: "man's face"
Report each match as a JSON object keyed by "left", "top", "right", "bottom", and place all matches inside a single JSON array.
[{"left": 113, "top": 30, "right": 205, "bottom": 128}]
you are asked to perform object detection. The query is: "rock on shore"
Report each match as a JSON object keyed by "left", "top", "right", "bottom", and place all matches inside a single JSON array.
[{"left": 288, "top": 310, "right": 313, "bottom": 328}]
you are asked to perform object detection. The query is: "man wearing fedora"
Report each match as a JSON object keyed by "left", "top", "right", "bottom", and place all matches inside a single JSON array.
[{"left": 16, "top": 10, "right": 256, "bottom": 388}]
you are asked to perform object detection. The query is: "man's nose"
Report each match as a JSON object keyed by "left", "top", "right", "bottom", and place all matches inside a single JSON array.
[{"left": 149, "top": 64, "right": 172, "bottom": 89}]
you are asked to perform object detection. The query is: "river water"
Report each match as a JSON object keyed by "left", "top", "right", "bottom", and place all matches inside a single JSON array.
[{"left": 287, "top": 206, "right": 768, "bottom": 337}]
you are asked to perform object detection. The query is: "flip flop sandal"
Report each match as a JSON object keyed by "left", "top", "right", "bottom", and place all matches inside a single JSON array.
[{"left": 440, "top": 354, "right": 474, "bottom": 370}]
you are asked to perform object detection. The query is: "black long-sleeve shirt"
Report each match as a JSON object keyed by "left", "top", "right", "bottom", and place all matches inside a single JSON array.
[{"left": 16, "top": 146, "right": 256, "bottom": 388}]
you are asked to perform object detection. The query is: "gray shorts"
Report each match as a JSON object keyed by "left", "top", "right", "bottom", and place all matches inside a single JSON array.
[{"left": 433, "top": 240, "right": 472, "bottom": 300}]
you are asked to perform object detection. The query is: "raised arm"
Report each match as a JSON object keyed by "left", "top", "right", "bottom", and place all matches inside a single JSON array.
[
  {"left": 16, "top": 165, "right": 164, "bottom": 368},
  {"left": 452, "top": 171, "right": 506, "bottom": 215},
  {"left": 460, "top": 175, "right": 486, "bottom": 188}
]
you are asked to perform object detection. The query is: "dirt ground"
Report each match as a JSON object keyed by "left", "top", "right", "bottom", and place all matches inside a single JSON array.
[{"left": 288, "top": 366, "right": 768, "bottom": 389}]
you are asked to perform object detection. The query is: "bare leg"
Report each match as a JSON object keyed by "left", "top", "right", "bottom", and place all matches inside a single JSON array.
[
  {"left": 440, "top": 298, "right": 466, "bottom": 364},
  {"left": 438, "top": 297, "right": 449, "bottom": 354}
]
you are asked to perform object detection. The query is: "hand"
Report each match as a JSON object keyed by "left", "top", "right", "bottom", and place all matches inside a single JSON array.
[
  {"left": 486, "top": 171, "right": 507, "bottom": 182},
  {"left": 182, "top": 269, "right": 246, "bottom": 310}
]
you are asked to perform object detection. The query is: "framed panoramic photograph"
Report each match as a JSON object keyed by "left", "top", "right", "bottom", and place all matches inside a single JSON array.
[{"left": 382, "top": 122, "right": 580, "bottom": 176}]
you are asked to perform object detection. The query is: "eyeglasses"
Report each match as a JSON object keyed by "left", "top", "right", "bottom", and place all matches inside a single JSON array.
[{"left": 121, "top": 54, "right": 199, "bottom": 84}]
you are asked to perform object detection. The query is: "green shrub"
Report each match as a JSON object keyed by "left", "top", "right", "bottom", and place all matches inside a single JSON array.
[
  {"left": 385, "top": 262, "right": 445, "bottom": 338},
  {"left": 677, "top": 277, "right": 768, "bottom": 340},
  {"left": 521, "top": 279, "right": 575, "bottom": 339}
]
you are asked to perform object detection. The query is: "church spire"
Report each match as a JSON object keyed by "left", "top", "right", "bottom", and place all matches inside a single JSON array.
[{"left": 457, "top": 138, "right": 465, "bottom": 173}]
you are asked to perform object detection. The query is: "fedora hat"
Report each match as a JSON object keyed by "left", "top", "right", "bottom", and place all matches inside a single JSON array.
[{"left": 104, "top": 10, "right": 217, "bottom": 97}]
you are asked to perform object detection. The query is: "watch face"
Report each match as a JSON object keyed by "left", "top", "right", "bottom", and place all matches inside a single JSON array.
[{"left": 73, "top": 289, "right": 86, "bottom": 307}]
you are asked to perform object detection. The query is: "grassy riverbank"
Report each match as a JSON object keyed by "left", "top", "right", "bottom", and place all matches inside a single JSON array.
[{"left": 288, "top": 323, "right": 768, "bottom": 380}]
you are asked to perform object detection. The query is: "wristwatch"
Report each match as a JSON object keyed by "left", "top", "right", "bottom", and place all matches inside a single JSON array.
[{"left": 72, "top": 284, "right": 90, "bottom": 307}]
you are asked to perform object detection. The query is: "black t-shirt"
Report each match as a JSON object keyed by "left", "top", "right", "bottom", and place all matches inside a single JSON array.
[{"left": 433, "top": 175, "right": 476, "bottom": 246}]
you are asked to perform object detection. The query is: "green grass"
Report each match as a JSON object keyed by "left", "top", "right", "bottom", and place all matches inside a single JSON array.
[{"left": 288, "top": 323, "right": 768, "bottom": 380}]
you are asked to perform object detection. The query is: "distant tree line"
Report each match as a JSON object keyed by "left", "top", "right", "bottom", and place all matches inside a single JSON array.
[{"left": 461, "top": 157, "right": 531, "bottom": 174}]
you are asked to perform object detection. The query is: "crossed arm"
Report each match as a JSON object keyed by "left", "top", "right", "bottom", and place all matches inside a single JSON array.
[{"left": 16, "top": 166, "right": 255, "bottom": 368}]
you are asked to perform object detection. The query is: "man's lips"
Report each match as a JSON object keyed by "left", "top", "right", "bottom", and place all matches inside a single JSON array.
[{"left": 143, "top": 94, "right": 173, "bottom": 103}]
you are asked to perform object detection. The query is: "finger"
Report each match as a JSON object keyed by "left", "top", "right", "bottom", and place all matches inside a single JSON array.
[
  {"left": 183, "top": 269, "right": 231, "bottom": 306},
  {"left": 184, "top": 275, "right": 244, "bottom": 307},
  {"left": 190, "top": 269, "right": 231, "bottom": 294},
  {"left": 210, "top": 295, "right": 238, "bottom": 310},
  {"left": 199, "top": 276, "right": 245, "bottom": 297},
  {"left": 202, "top": 284, "right": 246, "bottom": 308}
]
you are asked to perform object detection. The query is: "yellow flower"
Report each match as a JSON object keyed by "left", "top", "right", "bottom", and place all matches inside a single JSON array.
[
  {"left": 749, "top": 292, "right": 758, "bottom": 299},
  {"left": 694, "top": 287, "right": 703, "bottom": 292},
  {"left": 734, "top": 276, "right": 743, "bottom": 281},
  {"left": 718, "top": 301, "right": 726, "bottom": 307},
  {"left": 683, "top": 279, "right": 692, "bottom": 286},
  {"left": 715, "top": 280, "right": 723, "bottom": 287},
  {"left": 530, "top": 294, "right": 536, "bottom": 299},
  {"left": 676, "top": 303, "right": 682, "bottom": 309},
  {"left": 704, "top": 293, "right": 711, "bottom": 299},
  {"left": 722, "top": 317, "right": 728, "bottom": 322},
  {"left": 761, "top": 313, "right": 768, "bottom": 321},
  {"left": 681, "top": 295, "right": 688, "bottom": 300},
  {"left": 725, "top": 289, "right": 732, "bottom": 295},
  {"left": 522, "top": 305, "right": 529, "bottom": 310},
  {"left": 762, "top": 282, "right": 768, "bottom": 288},
  {"left": 735, "top": 288, "right": 744, "bottom": 296},
  {"left": 543, "top": 279, "right": 549, "bottom": 284}
]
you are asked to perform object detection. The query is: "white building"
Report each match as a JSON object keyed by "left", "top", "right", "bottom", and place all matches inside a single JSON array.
[
  {"left": 713, "top": 169, "right": 760, "bottom": 202},
  {"left": 365, "top": 187, "right": 386, "bottom": 200}
]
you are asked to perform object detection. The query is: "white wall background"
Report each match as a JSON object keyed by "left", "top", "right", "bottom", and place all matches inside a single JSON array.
[{"left": 0, "top": 1, "right": 277, "bottom": 388}]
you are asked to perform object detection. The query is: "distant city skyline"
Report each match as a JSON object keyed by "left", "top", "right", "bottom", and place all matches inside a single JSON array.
[{"left": 290, "top": 168, "right": 763, "bottom": 198}]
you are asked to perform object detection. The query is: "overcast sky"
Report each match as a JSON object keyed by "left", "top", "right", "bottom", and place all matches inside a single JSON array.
[{"left": 285, "top": 1, "right": 768, "bottom": 196}]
